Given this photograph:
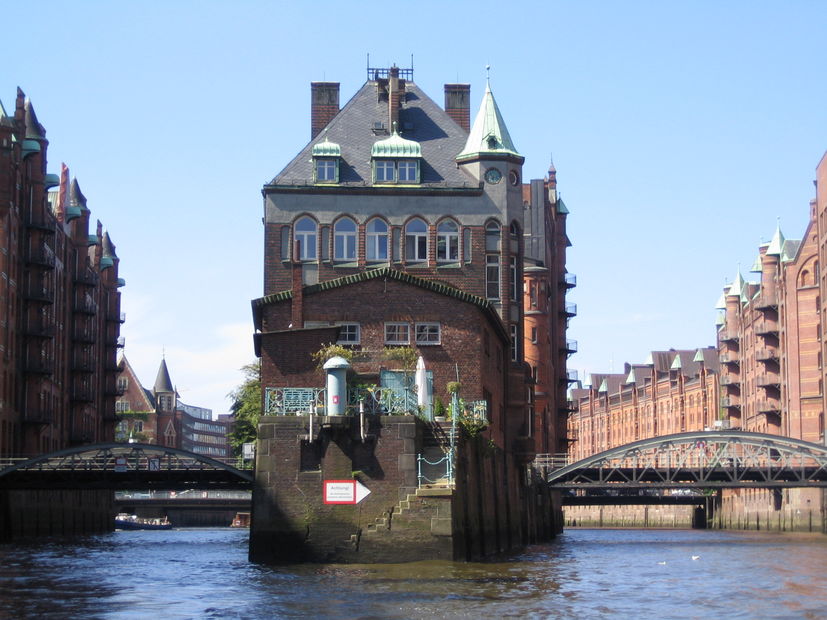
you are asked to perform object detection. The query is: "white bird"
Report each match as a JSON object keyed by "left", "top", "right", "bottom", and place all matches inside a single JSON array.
[
  {"left": 657, "top": 561, "right": 667, "bottom": 565},
  {"left": 691, "top": 555, "right": 700, "bottom": 561}
]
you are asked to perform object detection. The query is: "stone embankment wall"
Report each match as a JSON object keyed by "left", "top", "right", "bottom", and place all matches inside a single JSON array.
[
  {"left": 250, "top": 415, "right": 562, "bottom": 563},
  {"left": 0, "top": 489, "right": 113, "bottom": 539},
  {"left": 712, "top": 488, "right": 827, "bottom": 533},
  {"left": 564, "top": 505, "right": 695, "bottom": 529}
]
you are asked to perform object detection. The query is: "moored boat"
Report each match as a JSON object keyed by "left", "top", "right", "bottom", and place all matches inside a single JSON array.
[{"left": 115, "top": 513, "right": 172, "bottom": 530}]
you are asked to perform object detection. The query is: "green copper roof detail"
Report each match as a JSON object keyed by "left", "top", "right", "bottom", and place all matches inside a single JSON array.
[
  {"left": 625, "top": 368, "right": 637, "bottom": 384},
  {"left": 100, "top": 256, "right": 114, "bottom": 270},
  {"left": 644, "top": 352, "right": 654, "bottom": 365},
  {"left": 0, "top": 98, "right": 6, "bottom": 120},
  {"left": 693, "top": 349, "right": 705, "bottom": 363},
  {"left": 557, "top": 198, "right": 569, "bottom": 215},
  {"left": 117, "top": 277, "right": 126, "bottom": 287},
  {"left": 715, "top": 310, "right": 725, "bottom": 326},
  {"left": 670, "top": 354, "right": 682, "bottom": 370},
  {"left": 21, "top": 139, "right": 41, "bottom": 158},
  {"left": 312, "top": 135, "right": 341, "bottom": 157},
  {"left": 597, "top": 379, "right": 608, "bottom": 393},
  {"left": 766, "top": 222, "right": 785, "bottom": 256},
  {"left": 727, "top": 269, "right": 745, "bottom": 298},
  {"left": 715, "top": 291, "right": 726, "bottom": 310},
  {"left": 65, "top": 206, "right": 82, "bottom": 222},
  {"left": 44, "top": 173, "right": 60, "bottom": 189},
  {"left": 750, "top": 254, "right": 763, "bottom": 272},
  {"left": 88, "top": 234, "right": 100, "bottom": 246},
  {"left": 456, "top": 81, "right": 521, "bottom": 162},
  {"left": 371, "top": 126, "right": 421, "bottom": 158}
]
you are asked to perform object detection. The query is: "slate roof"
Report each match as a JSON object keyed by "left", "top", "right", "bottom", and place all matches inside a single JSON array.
[
  {"left": 269, "top": 81, "right": 475, "bottom": 189},
  {"left": 153, "top": 358, "right": 174, "bottom": 394}
]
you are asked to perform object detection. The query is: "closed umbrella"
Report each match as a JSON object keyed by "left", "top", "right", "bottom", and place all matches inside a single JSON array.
[{"left": 415, "top": 356, "right": 431, "bottom": 419}]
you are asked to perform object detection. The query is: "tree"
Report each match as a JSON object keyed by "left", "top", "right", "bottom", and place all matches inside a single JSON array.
[{"left": 227, "top": 360, "right": 261, "bottom": 458}]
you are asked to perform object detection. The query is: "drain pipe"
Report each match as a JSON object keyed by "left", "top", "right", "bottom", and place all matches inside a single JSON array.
[{"left": 360, "top": 400, "right": 366, "bottom": 442}]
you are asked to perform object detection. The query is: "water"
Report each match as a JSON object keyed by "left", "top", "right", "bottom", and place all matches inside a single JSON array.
[{"left": 2, "top": 528, "right": 827, "bottom": 619}]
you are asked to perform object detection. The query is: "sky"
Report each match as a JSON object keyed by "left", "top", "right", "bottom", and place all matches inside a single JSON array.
[{"left": 2, "top": 1, "right": 826, "bottom": 415}]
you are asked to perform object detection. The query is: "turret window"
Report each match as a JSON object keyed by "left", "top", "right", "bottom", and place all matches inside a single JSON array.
[
  {"left": 375, "top": 160, "right": 396, "bottom": 182},
  {"left": 315, "top": 158, "right": 338, "bottom": 183},
  {"left": 437, "top": 220, "right": 459, "bottom": 262},
  {"left": 372, "top": 159, "right": 420, "bottom": 184}
]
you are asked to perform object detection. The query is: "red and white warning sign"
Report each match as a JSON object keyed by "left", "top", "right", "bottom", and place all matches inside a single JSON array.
[{"left": 323, "top": 479, "right": 371, "bottom": 505}]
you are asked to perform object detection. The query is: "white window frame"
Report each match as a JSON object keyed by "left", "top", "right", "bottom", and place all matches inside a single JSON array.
[
  {"left": 405, "top": 218, "right": 428, "bottom": 262},
  {"left": 437, "top": 220, "right": 459, "bottom": 262},
  {"left": 374, "top": 160, "right": 395, "bottom": 183},
  {"left": 486, "top": 254, "right": 500, "bottom": 299},
  {"left": 384, "top": 322, "right": 410, "bottom": 345},
  {"left": 415, "top": 323, "right": 441, "bottom": 345},
  {"left": 366, "top": 218, "right": 389, "bottom": 261},
  {"left": 398, "top": 159, "right": 418, "bottom": 182},
  {"left": 337, "top": 323, "right": 361, "bottom": 345},
  {"left": 333, "top": 218, "right": 357, "bottom": 261},
  {"left": 510, "top": 256, "right": 519, "bottom": 301},
  {"left": 295, "top": 217, "right": 317, "bottom": 260},
  {"left": 315, "top": 158, "right": 337, "bottom": 183}
]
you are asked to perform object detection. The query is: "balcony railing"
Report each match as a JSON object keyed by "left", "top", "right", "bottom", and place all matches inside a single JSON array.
[
  {"left": 755, "top": 291, "right": 778, "bottom": 309},
  {"left": 566, "top": 369, "right": 579, "bottom": 383},
  {"left": 24, "top": 210, "right": 56, "bottom": 233},
  {"left": 755, "top": 348, "right": 778, "bottom": 362},
  {"left": 26, "top": 245, "right": 56, "bottom": 268},
  {"left": 71, "top": 357, "right": 95, "bottom": 373},
  {"left": 564, "top": 302, "right": 577, "bottom": 317},
  {"left": 719, "top": 329, "right": 740, "bottom": 342},
  {"left": 23, "top": 281, "right": 54, "bottom": 303},
  {"left": 74, "top": 270, "right": 99, "bottom": 287},
  {"left": 757, "top": 399, "right": 781, "bottom": 414},
  {"left": 24, "top": 357, "right": 53, "bottom": 375},
  {"left": 720, "top": 375, "right": 740, "bottom": 386},
  {"left": 719, "top": 352, "right": 739, "bottom": 364},
  {"left": 24, "top": 320, "right": 55, "bottom": 338},
  {"left": 562, "top": 273, "right": 577, "bottom": 289},
  {"left": 755, "top": 320, "right": 779, "bottom": 335},
  {"left": 71, "top": 385, "right": 95, "bottom": 402},
  {"left": 23, "top": 406, "right": 53, "bottom": 425},
  {"left": 72, "top": 327, "right": 96, "bottom": 343},
  {"left": 756, "top": 373, "right": 781, "bottom": 387},
  {"left": 73, "top": 298, "right": 98, "bottom": 315},
  {"left": 562, "top": 339, "right": 578, "bottom": 355},
  {"left": 106, "top": 311, "right": 126, "bottom": 323},
  {"left": 721, "top": 396, "right": 741, "bottom": 408}
]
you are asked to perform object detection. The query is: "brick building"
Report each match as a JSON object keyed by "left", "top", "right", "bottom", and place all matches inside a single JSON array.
[
  {"left": 114, "top": 356, "right": 230, "bottom": 459},
  {"left": 567, "top": 348, "right": 720, "bottom": 461},
  {"left": 0, "top": 88, "right": 124, "bottom": 457},
  {"left": 250, "top": 65, "right": 570, "bottom": 562}
]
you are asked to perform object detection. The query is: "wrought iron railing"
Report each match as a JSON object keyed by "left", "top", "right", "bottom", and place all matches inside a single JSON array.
[
  {"left": 417, "top": 452, "right": 453, "bottom": 488},
  {"left": 264, "top": 385, "right": 433, "bottom": 419}
]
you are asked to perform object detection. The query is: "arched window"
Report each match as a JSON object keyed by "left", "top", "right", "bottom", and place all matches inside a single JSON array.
[
  {"left": 294, "top": 217, "right": 317, "bottom": 260},
  {"left": 366, "top": 218, "right": 389, "bottom": 261},
  {"left": 437, "top": 219, "right": 459, "bottom": 262},
  {"left": 405, "top": 218, "right": 428, "bottom": 262},
  {"left": 334, "top": 217, "right": 357, "bottom": 261},
  {"left": 485, "top": 221, "right": 501, "bottom": 252}
]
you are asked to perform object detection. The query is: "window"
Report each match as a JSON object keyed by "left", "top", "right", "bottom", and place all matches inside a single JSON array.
[
  {"left": 375, "top": 160, "right": 395, "bottom": 182},
  {"left": 398, "top": 160, "right": 418, "bottom": 182},
  {"left": 385, "top": 322, "right": 410, "bottom": 344},
  {"left": 485, "top": 221, "right": 501, "bottom": 252},
  {"left": 405, "top": 218, "right": 428, "bottom": 262},
  {"left": 415, "top": 323, "right": 441, "bottom": 345},
  {"left": 531, "top": 326, "right": 538, "bottom": 343},
  {"left": 115, "top": 400, "right": 129, "bottom": 412},
  {"left": 133, "top": 420, "right": 143, "bottom": 433},
  {"left": 280, "top": 226, "right": 290, "bottom": 260},
  {"left": 334, "top": 218, "right": 357, "bottom": 261},
  {"left": 437, "top": 220, "right": 459, "bottom": 262},
  {"left": 315, "top": 159, "right": 337, "bottom": 182},
  {"left": 117, "top": 377, "right": 128, "bottom": 391},
  {"left": 510, "top": 256, "right": 519, "bottom": 301},
  {"left": 486, "top": 255, "right": 500, "bottom": 299},
  {"left": 463, "top": 229, "right": 471, "bottom": 263},
  {"left": 366, "top": 218, "right": 389, "bottom": 261},
  {"left": 337, "top": 323, "right": 360, "bottom": 345},
  {"left": 510, "top": 324, "right": 518, "bottom": 362},
  {"left": 294, "top": 217, "right": 317, "bottom": 260}
]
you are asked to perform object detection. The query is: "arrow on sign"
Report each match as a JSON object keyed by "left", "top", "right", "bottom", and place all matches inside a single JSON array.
[{"left": 324, "top": 480, "right": 372, "bottom": 505}]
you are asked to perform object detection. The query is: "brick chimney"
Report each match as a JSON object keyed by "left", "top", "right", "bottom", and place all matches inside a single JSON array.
[
  {"left": 444, "top": 83, "right": 471, "bottom": 132},
  {"left": 311, "top": 82, "right": 340, "bottom": 140},
  {"left": 388, "top": 66, "right": 402, "bottom": 131}
]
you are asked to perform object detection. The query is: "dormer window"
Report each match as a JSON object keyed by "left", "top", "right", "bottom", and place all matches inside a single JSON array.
[
  {"left": 371, "top": 125, "right": 422, "bottom": 185},
  {"left": 311, "top": 136, "right": 341, "bottom": 184}
]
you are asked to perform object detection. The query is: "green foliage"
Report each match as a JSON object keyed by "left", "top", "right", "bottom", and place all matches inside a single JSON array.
[
  {"left": 383, "top": 346, "right": 418, "bottom": 371},
  {"left": 433, "top": 397, "right": 446, "bottom": 418},
  {"left": 311, "top": 343, "right": 354, "bottom": 369},
  {"left": 119, "top": 411, "right": 150, "bottom": 421},
  {"left": 227, "top": 360, "right": 262, "bottom": 458}
]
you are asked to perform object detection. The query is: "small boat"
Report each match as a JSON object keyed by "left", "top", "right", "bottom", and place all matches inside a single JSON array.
[
  {"left": 231, "top": 512, "right": 250, "bottom": 528},
  {"left": 115, "top": 513, "right": 172, "bottom": 530}
]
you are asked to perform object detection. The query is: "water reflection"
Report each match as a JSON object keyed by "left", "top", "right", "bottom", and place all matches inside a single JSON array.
[{"left": 1, "top": 528, "right": 827, "bottom": 618}]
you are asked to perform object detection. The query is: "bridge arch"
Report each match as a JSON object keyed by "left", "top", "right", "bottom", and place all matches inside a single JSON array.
[
  {"left": 545, "top": 431, "right": 827, "bottom": 489},
  {"left": 0, "top": 443, "right": 253, "bottom": 490}
]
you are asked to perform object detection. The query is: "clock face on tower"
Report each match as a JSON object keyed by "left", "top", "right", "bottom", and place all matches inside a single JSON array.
[{"left": 484, "top": 168, "right": 502, "bottom": 184}]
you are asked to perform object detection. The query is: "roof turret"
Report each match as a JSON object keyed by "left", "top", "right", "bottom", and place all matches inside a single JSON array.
[
  {"left": 766, "top": 221, "right": 785, "bottom": 256},
  {"left": 456, "top": 79, "right": 522, "bottom": 162},
  {"left": 24, "top": 98, "right": 45, "bottom": 140},
  {"left": 371, "top": 124, "right": 421, "bottom": 157},
  {"left": 311, "top": 134, "right": 341, "bottom": 157},
  {"left": 153, "top": 358, "right": 174, "bottom": 394}
]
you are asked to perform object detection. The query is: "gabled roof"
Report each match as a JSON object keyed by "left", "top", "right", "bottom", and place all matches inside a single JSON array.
[
  {"left": 456, "top": 81, "right": 522, "bottom": 162},
  {"left": 269, "top": 81, "right": 473, "bottom": 188}
]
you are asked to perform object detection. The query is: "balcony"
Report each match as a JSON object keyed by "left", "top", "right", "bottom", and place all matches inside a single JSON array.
[
  {"left": 754, "top": 320, "right": 779, "bottom": 335},
  {"left": 106, "top": 311, "right": 126, "bottom": 323},
  {"left": 720, "top": 352, "right": 739, "bottom": 364},
  {"left": 566, "top": 369, "right": 579, "bottom": 384},
  {"left": 721, "top": 396, "right": 741, "bottom": 408},
  {"left": 719, "top": 329, "right": 740, "bottom": 342},
  {"left": 70, "top": 385, "right": 95, "bottom": 403},
  {"left": 72, "top": 327, "right": 96, "bottom": 343},
  {"left": 71, "top": 357, "right": 95, "bottom": 373},
  {"left": 73, "top": 298, "right": 98, "bottom": 315},
  {"left": 755, "top": 348, "right": 778, "bottom": 362},
  {"left": 23, "top": 406, "right": 53, "bottom": 425},
  {"left": 757, "top": 399, "right": 781, "bottom": 414},
  {"left": 24, "top": 320, "right": 55, "bottom": 339},
  {"left": 24, "top": 210, "right": 56, "bottom": 234},
  {"left": 561, "top": 339, "right": 578, "bottom": 355},
  {"left": 25, "top": 245, "right": 56, "bottom": 269},
  {"left": 23, "top": 281, "right": 54, "bottom": 303},
  {"left": 24, "top": 357, "right": 53, "bottom": 375},
  {"left": 720, "top": 375, "right": 740, "bottom": 386},
  {"left": 755, "top": 291, "right": 778, "bottom": 309},
  {"left": 562, "top": 273, "right": 577, "bottom": 289},
  {"left": 563, "top": 302, "right": 577, "bottom": 317},
  {"left": 756, "top": 372, "right": 781, "bottom": 387},
  {"left": 74, "top": 270, "right": 99, "bottom": 287}
]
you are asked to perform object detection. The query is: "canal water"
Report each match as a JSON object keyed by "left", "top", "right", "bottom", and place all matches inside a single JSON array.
[{"left": 2, "top": 528, "right": 827, "bottom": 619}]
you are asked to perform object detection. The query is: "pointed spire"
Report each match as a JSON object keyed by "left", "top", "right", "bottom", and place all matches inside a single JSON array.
[
  {"left": 69, "top": 177, "right": 88, "bottom": 210},
  {"left": 102, "top": 231, "right": 117, "bottom": 259},
  {"left": 153, "top": 358, "right": 174, "bottom": 394},
  {"left": 625, "top": 368, "right": 637, "bottom": 384},
  {"left": 24, "top": 98, "right": 45, "bottom": 140},
  {"left": 670, "top": 353, "right": 683, "bottom": 370},
  {"left": 714, "top": 291, "right": 727, "bottom": 309},
  {"left": 0, "top": 97, "right": 7, "bottom": 121},
  {"left": 727, "top": 268, "right": 745, "bottom": 298},
  {"left": 766, "top": 220, "right": 785, "bottom": 256},
  {"left": 456, "top": 77, "right": 522, "bottom": 162}
]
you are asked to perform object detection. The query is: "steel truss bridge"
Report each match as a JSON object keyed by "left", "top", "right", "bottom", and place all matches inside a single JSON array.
[
  {"left": 538, "top": 431, "right": 827, "bottom": 494},
  {"left": 0, "top": 443, "right": 254, "bottom": 491}
]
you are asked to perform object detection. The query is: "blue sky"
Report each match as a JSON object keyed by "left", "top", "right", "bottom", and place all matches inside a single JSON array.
[{"left": 3, "top": 1, "right": 826, "bottom": 414}]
